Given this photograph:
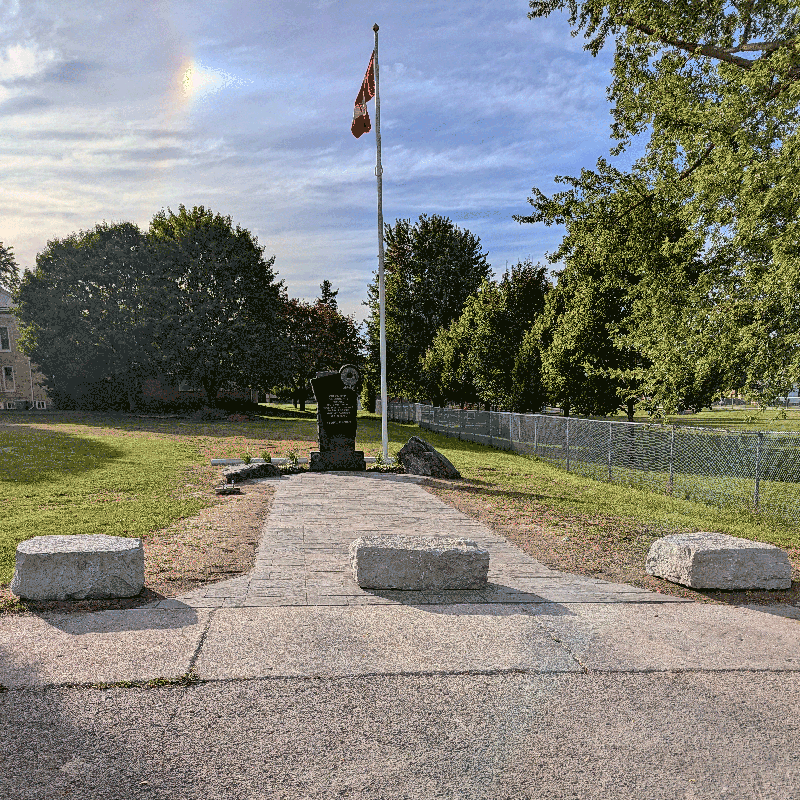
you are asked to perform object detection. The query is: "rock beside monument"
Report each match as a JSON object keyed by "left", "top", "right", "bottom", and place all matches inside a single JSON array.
[
  {"left": 222, "top": 461, "right": 282, "bottom": 483},
  {"left": 11, "top": 534, "right": 144, "bottom": 600},
  {"left": 350, "top": 535, "right": 489, "bottom": 590},
  {"left": 397, "top": 436, "right": 461, "bottom": 479},
  {"left": 646, "top": 531, "right": 792, "bottom": 590}
]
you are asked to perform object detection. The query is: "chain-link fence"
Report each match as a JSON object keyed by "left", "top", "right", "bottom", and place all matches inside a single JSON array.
[{"left": 378, "top": 400, "right": 800, "bottom": 525}]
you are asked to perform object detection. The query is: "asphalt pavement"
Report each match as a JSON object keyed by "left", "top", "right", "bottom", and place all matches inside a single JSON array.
[{"left": 2, "top": 471, "right": 799, "bottom": 800}]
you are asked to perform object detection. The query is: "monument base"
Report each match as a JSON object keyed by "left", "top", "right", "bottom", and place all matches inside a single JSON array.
[{"left": 310, "top": 450, "right": 366, "bottom": 471}]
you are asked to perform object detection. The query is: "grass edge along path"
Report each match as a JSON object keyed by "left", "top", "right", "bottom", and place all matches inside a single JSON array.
[
  {"left": 365, "top": 416, "right": 800, "bottom": 608},
  {"left": 1, "top": 407, "right": 798, "bottom": 612}
]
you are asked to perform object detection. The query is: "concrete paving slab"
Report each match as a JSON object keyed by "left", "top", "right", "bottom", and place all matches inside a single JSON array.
[
  {"left": 0, "top": 608, "right": 209, "bottom": 688},
  {"left": 193, "top": 604, "right": 581, "bottom": 679},
  {"left": 533, "top": 601, "right": 800, "bottom": 671},
  {"left": 3, "top": 672, "right": 799, "bottom": 800}
]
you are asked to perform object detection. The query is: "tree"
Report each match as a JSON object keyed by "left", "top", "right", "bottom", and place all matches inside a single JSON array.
[
  {"left": 278, "top": 286, "right": 364, "bottom": 412},
  {"left": 148, "top": 205, "right": 288, "bottom": 405},
  {"left": 318, "top": 279, "right": 339, "bottom": 310},
  {"left": 312, "top": 291, "right": 364, "bottom": 374},
  {"left": 420, "top": 261, "right": 550, "bottom": 411},
  {"left": 469, "top": 261, "right": 550, "bottom": 411},
  {"left": 15, "top": 222, "right": 162, "bottom": 411},
  {"left": 419, "top": 299, "right": 483, "bottom": 409},
  {"left": 527, "top": 1, "right": 800, "bottom": 404},
  {"left": 516, "top": 162, "right": 734, "bottom": 417},
  {"left": 363, "top": 214, "right": 492, "bottom": 401},
  {"left": 0, "top": 242, "right": 19, "bottom": 292},
  {"left": 278, "top": 297, "right": 318, "bottom": 411}
]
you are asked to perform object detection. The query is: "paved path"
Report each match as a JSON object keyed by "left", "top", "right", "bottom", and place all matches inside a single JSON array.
[
  {"left": 154, "top": 471, "right": 688, "bottom": 609},
  {"left": 2, "top": 471, "right": 800, "bottom": 799}
]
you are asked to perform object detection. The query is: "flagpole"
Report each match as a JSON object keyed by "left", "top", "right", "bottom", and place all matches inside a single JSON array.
[{"left": 373, "top": 23, "right": 388, "bottom": 463}]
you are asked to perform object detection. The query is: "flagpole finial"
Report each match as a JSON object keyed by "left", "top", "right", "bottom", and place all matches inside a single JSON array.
[{"left": 373, "top": 23, "right": 379, "bottom": 31}]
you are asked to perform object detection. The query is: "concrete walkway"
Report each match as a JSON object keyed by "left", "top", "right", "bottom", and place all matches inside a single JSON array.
[{"left": 2, "top": 472, "right": 800, "bottom": 799}]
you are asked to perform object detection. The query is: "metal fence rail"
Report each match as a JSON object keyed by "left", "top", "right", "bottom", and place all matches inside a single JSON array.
[{"left": 378, "top": 401, "right": 800, "bottom": 525}]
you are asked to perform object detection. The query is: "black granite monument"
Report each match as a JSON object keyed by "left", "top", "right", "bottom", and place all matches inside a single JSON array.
[{"left": 309, "top": 364, "right": 366, "bottom": 471}]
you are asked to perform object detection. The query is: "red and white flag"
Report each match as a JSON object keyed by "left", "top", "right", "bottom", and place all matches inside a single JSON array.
[{"left": 351, "top": 52, "right": 375, "bottom": 138}]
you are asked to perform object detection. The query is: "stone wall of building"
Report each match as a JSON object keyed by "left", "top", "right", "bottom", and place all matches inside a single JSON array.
[{"left": 0, "top": 286, "right": 50, "bottom": 410}]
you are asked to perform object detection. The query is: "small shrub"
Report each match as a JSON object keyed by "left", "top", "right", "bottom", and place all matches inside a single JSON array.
[
  {"left": 261, "top": 451, "right": 271, "bottom": 463},
  {"left": 242, "top": 453, "right": 252, "bottom": 464}
]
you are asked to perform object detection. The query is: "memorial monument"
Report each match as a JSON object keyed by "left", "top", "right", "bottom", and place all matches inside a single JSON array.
[{"left": 310, "top": 364, "right": 366, "bottom": 471}]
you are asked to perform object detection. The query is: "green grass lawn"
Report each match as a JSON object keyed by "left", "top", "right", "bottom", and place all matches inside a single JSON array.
[
  {"left": 619, "top": 406, "right": 800, "bottom": 432},
  {"left": 359, "top": 411, "right": 799, "bottom": 549},
  {"left": 2, "top": 405, "right": 798, "bottom": 593}
]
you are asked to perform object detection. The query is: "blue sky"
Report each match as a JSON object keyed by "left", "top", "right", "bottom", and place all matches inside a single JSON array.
[{"left": 1, "top": 0, "right": 642, "bottom": 327}]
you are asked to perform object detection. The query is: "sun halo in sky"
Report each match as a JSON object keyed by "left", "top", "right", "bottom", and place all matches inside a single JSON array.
[{"left": 179, "top": 58, "right": 246, "bottom": 104}]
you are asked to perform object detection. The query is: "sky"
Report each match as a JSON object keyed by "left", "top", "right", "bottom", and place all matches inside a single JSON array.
[{"left": 0, "top": 0, "right": 644, "bottom": 329}]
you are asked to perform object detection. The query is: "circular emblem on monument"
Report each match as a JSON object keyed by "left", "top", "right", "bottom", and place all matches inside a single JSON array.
[{"left": 339, "top": 364, "right": 361, "bottom": 390}]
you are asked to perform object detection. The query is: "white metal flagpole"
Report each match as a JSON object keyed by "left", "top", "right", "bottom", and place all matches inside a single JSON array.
[{"left": 373, "top": 23, "right": 388, "bottom": 462}]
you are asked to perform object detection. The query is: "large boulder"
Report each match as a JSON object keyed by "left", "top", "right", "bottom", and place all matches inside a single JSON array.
[
  {"left": 397, "top": 436, "right": 461, "bottom": 479},
  {"left": 646, "top": 532, "right": 792, "bottom": 590},
  {"left": 222, "top": 461, "right": 282, "bottom": 483},
  {"left": 11, "top": 535, "right": 144, "bottom": 600},
  {"left": 350, "top": 535, "right": 489, "bottom": 590}
]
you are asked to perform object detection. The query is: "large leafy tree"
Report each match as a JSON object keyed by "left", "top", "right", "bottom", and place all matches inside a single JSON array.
[
  {"left": 15, "top": 222, "right": 162, "bottom": 410},
  {"left": 0, "top": 242, "right": 19, "bottom": 291},
  {"left": 470, "top": 260, "right": 550, "bottom": 411},
  {"left": 148, "top": 205, "right": 288, "bottom": 405},
  {"left": 527, "top": 1, "right": 800, "bottom": 404},
  {"left": 516, "top": 162, "right": 733, "bottom": 417},
  {"left": 419, "top": 297, "right": 483, "bottom": 410},
  {"left": 421, "top": 260, "right": 550, "bottom": 411},
  {"left": 278, "top": 284, "right": 364, "bottom": 411},
  {"left": 363, "top": 214, "right": 492, "bottom": 401}
]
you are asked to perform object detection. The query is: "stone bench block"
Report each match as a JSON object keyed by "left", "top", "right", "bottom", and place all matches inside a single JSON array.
[
  {"left": 11, "top": 535, "right": 145, "bottom": 601},
  {"left": 350, "top": 535, "right": 489, "bottom": 590},
  {"left": 645, "top": 532, "right": 792, "bottom": 590}
]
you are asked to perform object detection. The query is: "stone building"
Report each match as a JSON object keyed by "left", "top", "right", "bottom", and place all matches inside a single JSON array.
[{"left": 0, "top": 285, "right": 50, "bottom": 410}]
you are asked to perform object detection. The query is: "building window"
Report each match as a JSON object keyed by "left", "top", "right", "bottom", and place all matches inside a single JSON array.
[
  {"left": 0, "top": 327, "right": 9, "bottom": 351},
  {"left": 2, "top": 366, "right": 13, "bottom": 392}
]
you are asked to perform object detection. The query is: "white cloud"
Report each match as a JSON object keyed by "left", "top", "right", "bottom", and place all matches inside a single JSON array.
[{"left": 0, "top": 42, "right": 57, "bottom": 80}]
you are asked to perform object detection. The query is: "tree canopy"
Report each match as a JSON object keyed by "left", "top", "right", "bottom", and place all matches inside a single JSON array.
[
  {"left": 516, "top": 162, "right": 735, "bottom": 416},
  {"left": 0, "top": 242, "right": 19, "bottom": 292},
  {"left": 278, "top": 283, "right": 364, "bottom": 412},
  {"left": 524, "top": 0, "right": 800, "bottom": 408},
  {"left": 420, "top": 260, "right": 550, "bottom": 411},
  {"left": 15, "top": 221, "right": 161, "bottom": 410},
  {"left": 363, "top": 214, "right": 491, "bottom": 401},
  {"left": 148, "top": 204, "right": 288, "bottom": 404}
]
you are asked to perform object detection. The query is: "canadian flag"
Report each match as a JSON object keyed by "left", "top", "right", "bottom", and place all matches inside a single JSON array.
[{"left": 351, "top": 52, "right": 375, "bottom": 138}]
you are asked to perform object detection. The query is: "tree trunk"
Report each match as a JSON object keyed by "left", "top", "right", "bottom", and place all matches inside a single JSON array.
[
  {"left": 563, "top": 402, "right": 571, "bottom": 417},
  {"left": 626, "top": 399, "right": 635, "bottom": 422},
  {"left": 202, "top": 377, "right": 219, "bottom": 406}
]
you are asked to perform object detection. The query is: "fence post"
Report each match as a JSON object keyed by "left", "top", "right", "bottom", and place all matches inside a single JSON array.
[
  {"left": 565, "top": 416, "right": 570, "bottom": 472},
  {"left": 668, "top": 427, "right": 675, "bottom": 494},
  {"left": 754, "top": 431, "right": 763, "bottom": 511},
  {"left": 534, "top": 415, "right": 538, "bottom": 455},
  {"left": 608, "top": 420, "right": 612, "bottom": 481}
]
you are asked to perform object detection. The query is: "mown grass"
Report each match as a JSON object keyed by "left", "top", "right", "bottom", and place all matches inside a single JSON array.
[
  {"left": 2, "top": 404, "right": 798, "bottom": 604},
  {"left": 619, "top": 406, "right": 800, "bottom": 432},
  {"left": 372, "top": 421, "right": 796, "bottom": 545},
  {"left": 0, "top": 406, "right": 324, "bottom": 585}
]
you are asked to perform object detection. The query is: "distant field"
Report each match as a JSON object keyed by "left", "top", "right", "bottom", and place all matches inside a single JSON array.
[{"left": 615, "top": 406, "right": 800, "bottom": 432}]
